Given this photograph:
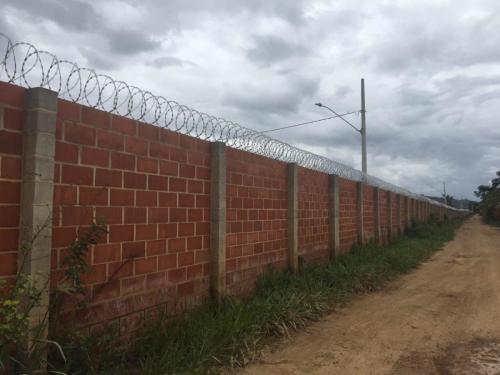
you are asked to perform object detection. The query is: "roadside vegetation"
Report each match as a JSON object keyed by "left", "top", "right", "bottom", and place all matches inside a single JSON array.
[
  {"left": 58, "top": 216, "right": 464, "bottom": 374},
  {"left": 475, "top": 171, "right": 500, "bottom": 225}
]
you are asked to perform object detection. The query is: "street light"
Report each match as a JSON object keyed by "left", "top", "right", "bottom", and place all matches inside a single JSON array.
[{"left": 315, "top": 79, "right": 367, "bottom": 175}]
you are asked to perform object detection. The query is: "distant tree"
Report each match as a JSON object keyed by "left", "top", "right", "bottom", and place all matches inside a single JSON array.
[
  {"left": 475, "top": 171, "right": 500, "bottom": 223},
  {"left": 444, "top": 194, "right": 454, "bottom": 206}
]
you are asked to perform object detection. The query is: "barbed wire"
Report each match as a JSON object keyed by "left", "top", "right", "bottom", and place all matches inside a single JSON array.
[{"left": 0, "top": 33, "right": 465, "bottom": 211}]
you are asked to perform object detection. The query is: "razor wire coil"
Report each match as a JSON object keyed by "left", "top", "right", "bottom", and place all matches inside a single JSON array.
[{"left": 0, "top": 33, "right": 463, "bottom": 210}]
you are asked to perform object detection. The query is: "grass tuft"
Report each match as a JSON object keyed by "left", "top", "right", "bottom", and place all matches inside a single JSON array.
[{"left": 70, "top": 218, "right": 465, "bottom": 374}]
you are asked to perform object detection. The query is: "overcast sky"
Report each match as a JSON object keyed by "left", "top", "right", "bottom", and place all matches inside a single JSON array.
[{"left": 2, "top": 0, "right": 500, "bottom": 199}]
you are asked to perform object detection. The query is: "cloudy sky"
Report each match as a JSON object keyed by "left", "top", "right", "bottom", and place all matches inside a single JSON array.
[{"left": 2, "top": 0, "right": 500, "bottom": 199}]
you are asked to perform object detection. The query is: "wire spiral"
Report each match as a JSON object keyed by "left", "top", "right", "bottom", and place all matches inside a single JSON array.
[{"left": 0, "top": 33, "right": 462, "bottom": 210}]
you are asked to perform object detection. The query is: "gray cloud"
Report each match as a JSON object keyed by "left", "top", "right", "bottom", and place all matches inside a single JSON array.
[
  {"left": 246, "top": 35, "right": 308, "bottom": 67},
  {"left": 2, "top": 0, "right": 500, "bottom": 199}
]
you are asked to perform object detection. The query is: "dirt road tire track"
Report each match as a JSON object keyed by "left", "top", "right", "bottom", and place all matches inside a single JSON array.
[{"left": 240, "top": 216, "right": 500, "bottom": 374}]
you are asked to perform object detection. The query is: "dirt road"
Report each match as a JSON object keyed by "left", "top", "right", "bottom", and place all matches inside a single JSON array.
[{"left": 241, "top": 216, "right": 500, "bottom": 374}]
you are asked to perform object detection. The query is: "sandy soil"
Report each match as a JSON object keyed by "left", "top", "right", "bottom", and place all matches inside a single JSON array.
[{"left": 240, "top": 216, "right": 500, "bottom": 375}]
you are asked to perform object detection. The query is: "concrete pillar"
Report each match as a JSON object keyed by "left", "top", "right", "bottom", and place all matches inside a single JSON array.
[
  {"left": 374, "top": 187, "right": 381, "bottom": 244},
  {"left": 356, "top": 181, "right": 364, "bottom": 245},
  {"left": 328, "top": 174, "right": 340, "bottom": 261},
  {"left": 210, "top": 142, "right": 226, "bottom": 303},
  {"left": 387, "top": 191, "right": 393, "bottom": 240},
  {"left": 19, "top": 87, "right": 58, "bottom": 347},
  {"left": 288, "top": 163, "right": 299, "bottom": 272}
]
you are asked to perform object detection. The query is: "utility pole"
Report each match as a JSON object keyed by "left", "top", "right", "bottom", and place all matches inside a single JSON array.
[
  {"left": 443, "top": 181, "right": 447, "bottom": 205},
  {"left": 361, "top": 78, "right": 367, "bottom": 175}
]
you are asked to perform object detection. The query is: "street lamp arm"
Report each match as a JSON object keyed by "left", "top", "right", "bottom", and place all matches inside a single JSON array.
[{"left": 315, "top": 103, "right": 361, "bottom": 133}]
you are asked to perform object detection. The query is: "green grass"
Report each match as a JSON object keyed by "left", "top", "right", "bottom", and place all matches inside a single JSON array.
[{"left": 64, "top": 217, "right": 465, "bottom": 374}]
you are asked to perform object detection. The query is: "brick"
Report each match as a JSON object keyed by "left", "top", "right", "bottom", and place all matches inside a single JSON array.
[
  {"left": 97, "top": 129, "right": 124, "bottom": 150},
  {"left": 61, "top": 165, "right": 93, "bottom": 185},
  {"left": 168, "top": 238, "right": 185, "bottom": 252},
  {"left": 123, "top": 241, "right": 146, "bottom": 259},
  {"left": 146, "top": 239, "right": 165, "bottom": 255},
  {"left": 108, "top": 260, "right": 133, "bottom": 279},
  {"left": 195, "top": 195, "right": 210, "bottom": 208},
  {"left": 82, "top": 107, "right": 110, "bottom": 129},
  {"left": 187, "top": 236, "right": 203, "bottom": 250},
  {"left": 92, "top": 280, "right": 121, "bottom": 302},
  {"left": 52, "top": 227, "right": 77, "bottom": 248},
  {"left": 82, "top": 147, "right": 109, "bottom": 167},
  {"left": 55, "top": 141, "right": 78, "bottom": 163},
  {"left": 62, "top": 206, "right": 93, "bottom": 226},
  {"left": 169, "top": 178, "right": 186, "bottom": 192},
  {"left": 58, "top": 100, "right": 81, "bottom": 122},
  {"left": 93, "top": 243, "right": 121, "bottom": 264},
  {"left": 0, "top": 156, "right": 21, "bottom": 179},
  {"left": 178, "top": 223, "right": 194, "bottom": 237},
  {"left": 169, "top": 148, "right": 187, "bottom": 163},
  {"left": 95, "top": 207, "right": 122, "bottom": 224},
  {"left": 146, "top": 271, "right": 166, "bottom": 289},
  {"left": 177, "top": 281, "right": 194, "bottom": 297},
  {"left": 135, "top": 257, "right": 157, "bottom": 274},
  {"left": 0, "top": 181, "right": 21, "bottom": 203},
  {"left": 159, "top": 128, "right": 179, "bottom": 146},
  {"left": 187, "top": 180, "right": 204, "bottom": 194},
  {"left": 4, "top": 108, "right": 23, "bottom": 130},
  {"left": 188, "top": 208, "right": 203, "bottom": 222},
  {"left": 110, "top": 189, "right": 134, "bottom": 206},
  {"left": 79, "top": 186, "right": 108, "bottom": 205},
  {"left": 136, "top": 191, "right": 157, "bottom": 206},
  {"left": 158, "top": 253, "right": 177, "bottom": 270},
  {"left": 111, "top": 115, "right": 136, "bottom": 135},
  {"left": 109, "top": 225, "right": 134, "bottom": 242},
  {"left": 138, "top": 124, "right": 159, "bottom": 141},
  {"left": 137, "top": 157, "right": 158, "bottom": 173},
  {"left": 178, "top": 251, "right": 194, "bottom": 267},
  {"left": 0, "top": 82, "right": 25, "bottom": 108},
  {"left": 80, "top": 264, "right": 107, "bottom": 285},
  {"left": 124, "top": 172, "right": 147, "bottom": 189},
  {"left": 158, "top": 223, "right": 176, "bottom": 238},
  {"left": 179, "top": 193, "right": 195, "bottom": 208},
  {"left": 125, "top": 137, "right": 148, "bottom": 156},
  {"left": 179, "top": 164, "right": 195, "bottom": 179},
  {"left": 169, "top": 208, "right": 186, "bottom": 222},
  {"left": 0, "top": 229, "right": 19, "bottom": 252},
  {"left": 148, "top": 175, "right": 168, "bottom": 191},
  {"left": 95, "top": 169, "right": 122, "bottom": 188},
  {"left": 53, "top": 185, "right": 77, "bottom": 205},
  {"left": 0, "top": 253, "right": 17, "bottom": 276},
  {"left": 65, "top": 122, "right": 96, "bottom": 145},
  {"left": 149, "top": 142, "right": 169, "bottom": 159},
  {"left": 167, "top": 268, "right": 186, "bottom": 283},
  {"left": 159, "top": 192, "right": 176, "bottom": 207},
  {"left": 121, "top": 276, "right": 145, "bottom": 296},
  {"left": 148, "top": 208, "right": 169, "bottom": 223},
  {"left": 0, "top": 130, "right": 22, "bottom": 155},
  {"left": 111, "top": 152, "right": 135, "bottom": 171},
  {"left": 136, "top": 224, "right": 157, "bottom": 241},
  {"left": 159, "top": 160, "right": 178, "bottom": 176},
  {"left": 124, "top": 207, "right": 147, "bottom": 224},
  {"left": 187, "top": 264, "right": 203, "bottom": 280}
]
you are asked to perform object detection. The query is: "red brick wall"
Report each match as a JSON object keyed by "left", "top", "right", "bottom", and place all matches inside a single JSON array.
[
  {"left": 297, "top": 167, "right": 329, "bottom": 263},
  {"left": 0, "top": 82, "right": 463, "bottom": 336},
  {"left": 363, "top": 185, "right": 375, "bottom": 242},
  {"left": 391, "top": 193, "right": 399, "bottom": 236},
  {"left": 0, "top": 82, "right": 24, "bottom": 279},
  {"left": 225, "top": 148, "right": 287, "bottom": 296},
  {"left": 380, "top": 190, "right": 388, "bottom": 244},
  {"left": 51, "top": 99, "right": 212, "bottom": 332},
  {"left": 339, "top": 178, "right": 358, "bottom": 252}
]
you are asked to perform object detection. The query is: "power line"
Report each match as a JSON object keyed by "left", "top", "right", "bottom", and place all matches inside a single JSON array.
[{"left": 260, "top": 110, "right": 360, "bottom": 134}]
